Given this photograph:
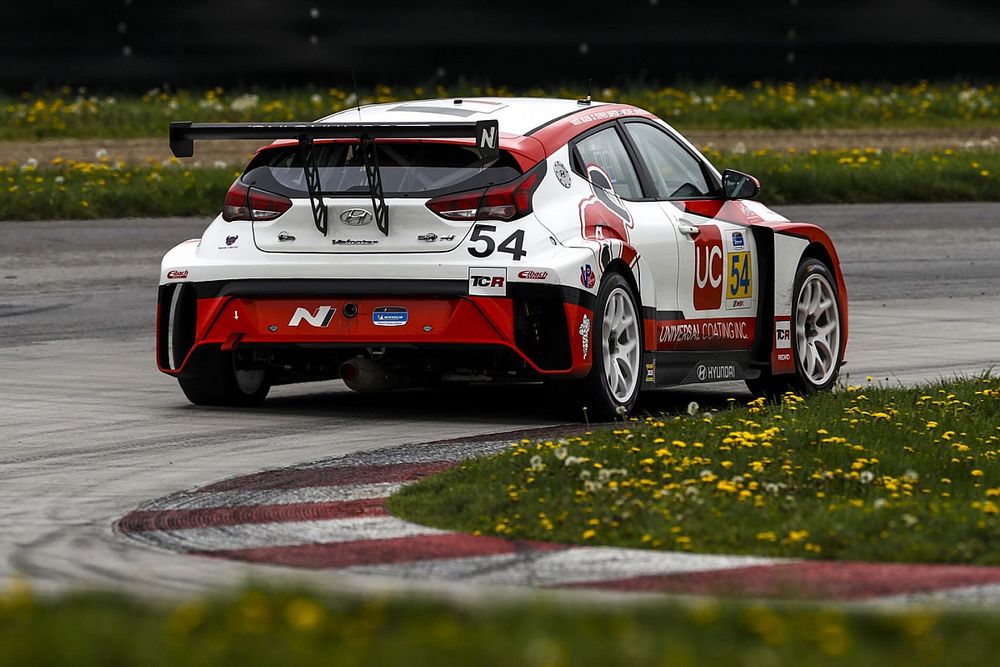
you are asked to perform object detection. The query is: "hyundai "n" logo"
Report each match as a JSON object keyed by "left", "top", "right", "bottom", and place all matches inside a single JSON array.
[
  {"left": 288, "top": 306, "right": 336, "bottom": 328},
  {"left": 479, "top": 126, "right": 496, "bottom": 149},
  {"left": 474, "top": 120, "right": 499, "bottom": 156}
]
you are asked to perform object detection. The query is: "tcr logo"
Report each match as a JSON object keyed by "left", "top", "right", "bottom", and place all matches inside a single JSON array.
[
  {"left": 693, "top": 224, "right": 723, "bottom": 310},
  {"left": 288, "top": 306, "right": 336, "bottom": 328},
  {"left": 471, "top": 275, "right": 505, "bottom": 288}
]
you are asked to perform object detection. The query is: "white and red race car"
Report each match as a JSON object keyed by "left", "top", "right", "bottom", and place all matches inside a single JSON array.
[{"left": 159, "top": 97, "right": 847, "bottom": 418}]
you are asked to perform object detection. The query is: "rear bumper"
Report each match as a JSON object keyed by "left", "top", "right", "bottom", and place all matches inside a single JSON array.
[{"left": 156, "top": 279, "right": 594, "bottom": 379}]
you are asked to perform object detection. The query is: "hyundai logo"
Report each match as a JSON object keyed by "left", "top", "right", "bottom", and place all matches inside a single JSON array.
[{"left": 339, "top": 209, "right": 372, "bottom": 226}]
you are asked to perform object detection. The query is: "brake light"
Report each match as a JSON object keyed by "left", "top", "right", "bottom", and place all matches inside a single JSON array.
[
  {"left": 426, "top": 166, "right": 543, "bottom": 222},
  {"left": 222, "top": 180, "right": 292, "bottom": 222}
]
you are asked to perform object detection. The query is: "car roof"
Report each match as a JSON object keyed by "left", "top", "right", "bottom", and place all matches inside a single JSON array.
[{"left": 320, "top": 97, "right": 611, "bottom": 138}]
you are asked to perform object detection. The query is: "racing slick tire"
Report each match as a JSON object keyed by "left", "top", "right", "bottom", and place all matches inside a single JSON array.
[
  {"left": 177, "top": 349, "right": 271, "bottom": 407},
  {"left": 747, "top": 257, "right": 843, "bottom": 398},
  {"left": 550, "top": 273, "right": 642, "bottom": 420}
]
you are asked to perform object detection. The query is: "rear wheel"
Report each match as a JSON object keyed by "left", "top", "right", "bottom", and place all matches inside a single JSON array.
[
  {"left": 747, "top": 257, "right": 843, "bottom": 397},
  {"left": 551, "top": 273, "right": 642, "bottom": 420},
  {"left": 178, "top": 349, "right": 271, "bottom": 407}
]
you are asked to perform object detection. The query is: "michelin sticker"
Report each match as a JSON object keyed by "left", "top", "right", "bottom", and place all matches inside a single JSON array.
[{"left": 372, "top": 306, "right": 408, "bottom": 326}]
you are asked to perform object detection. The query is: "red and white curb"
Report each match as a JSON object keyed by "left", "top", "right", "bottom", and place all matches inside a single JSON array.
[{"left": 116, "top": 429, "right": 1000, "bottom": 602}]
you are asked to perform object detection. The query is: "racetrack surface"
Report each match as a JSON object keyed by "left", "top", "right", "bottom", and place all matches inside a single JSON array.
[{"left": 2, "top": 203, "right": 1000, "bottom": 601}]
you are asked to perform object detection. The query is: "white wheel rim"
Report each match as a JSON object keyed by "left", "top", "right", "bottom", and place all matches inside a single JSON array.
[
  {"left": 795, "top": 273, "right": 841, "bottom": 386},
  {"left": 601, "top": 287, "right": 641, "bottom": 403}
]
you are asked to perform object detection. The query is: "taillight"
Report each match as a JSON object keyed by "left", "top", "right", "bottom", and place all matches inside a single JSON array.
[
  {"left": 426, "top": 165, "right": 543, "bottom": 222},
  {"left": 222, "top": 180, "right": 292, "bottom": 222}
]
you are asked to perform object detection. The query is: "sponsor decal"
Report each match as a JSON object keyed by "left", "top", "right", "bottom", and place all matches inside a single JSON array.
[
  {"left": 693, "top": 224, "right": 723, "bottom": 310},
  {"left": 645, "top": 361, "right": 656, "bottom": 383},
  {"left": 578, "top": 314, "right": 591, "bottom": 360},
  {"left": 776, "top": 320, "right": 792, "bottom": 350},
  {"left": 579, "top": 165, "right": 634, "bottom": 244},
  {"left": 288, "top": 305, "right": 336, "bottom": 328},
  {"left": 777, "top": 353, "right": 791, "bottom": 361},
  {"left": 372, "top": 306, "right": 408, "bottom": 327},
  {"left": 332, "top": 239, "right": 378, "bottom": 245},
  {"left": 339, "top": 209, "right": 372, "bottom": 226},
  {"left": 580, "top": 264, "right": 596, "bottom": 289},
  {"left": 731, "top": 231, "right": 745, "bottom": 249},
  {"left": 657, "top": 317, "right": 754, "bottom": 349},
  {"left": 569, "top": 108, "right": 651, "bottom": 125},
  {"left": 696, "top": 363, "right": 737, "bottom": 382},
  {"left": 553, "top": 161, "right": 572, "bottom": 188},
  {"left": 517, "top": 269, "right": 549, "bottom": 280},
  {"left": 726, "top": 298, "right": 748, "bottom": 310},
  {"left": 726, "top": 251, "right": 753, "bottom": 300},
  {"left": 218, "top": 235, "right": 239, "bottom": 250},
  {"left": 468, "top": 267, "right": 507, "bottom": 296},
  {"left": 166, "top": 269, "right": 188, "bottom": 280}
]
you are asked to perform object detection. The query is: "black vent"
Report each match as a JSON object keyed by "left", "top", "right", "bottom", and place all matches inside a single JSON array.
[{"left": 511, "top": 285, "right": 571, "bottom": 371}]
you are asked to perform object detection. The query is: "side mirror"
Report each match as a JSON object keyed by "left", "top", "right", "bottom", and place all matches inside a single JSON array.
[{"left": 721, "top": 169, "right": 761, "bottom": 200}]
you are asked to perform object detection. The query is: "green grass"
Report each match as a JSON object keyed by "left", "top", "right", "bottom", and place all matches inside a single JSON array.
[
  {"left": 3, "top": 80, "right": 1000, "bottom": 140},
  {"left": 3, "top": 586, "right": 1000, "bottom": 666},
  {"left": 0, "top": 162, "right": 237, "bottom": 220},
  {"left": 715, "top": 147, "right": 1000, "bottom": 205},
  {"left": 389, "top": 376, "right": 1000, "bottom": 564},
  {"left": 2, "top": 148, "right": 999, "bottom": 220}
]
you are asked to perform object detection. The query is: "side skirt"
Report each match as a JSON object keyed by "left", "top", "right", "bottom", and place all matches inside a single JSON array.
[{"left": 649, "top": 350, "right": 759, "bottom": 387}]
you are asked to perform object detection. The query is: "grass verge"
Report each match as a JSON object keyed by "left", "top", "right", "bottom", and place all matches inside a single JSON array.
[
  {"left": 3, "top": 585, "right": 1000, "bottom": 666},
  {"left": 389, "top": 376, "right": 1000, "bottom": 564},
  {"left": 2, "top": 149, "right": 999, "bottom": 220},
  {"left": 0, "top": 162, "right": 237, "bottom": 220},
  {"left": 3, "top": 81, "right": 1000, "bottom": 140}
]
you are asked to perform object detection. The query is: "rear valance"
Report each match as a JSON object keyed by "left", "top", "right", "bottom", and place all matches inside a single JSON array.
[{"left": 168, "top": 119, "right": 499, "bottom": 237}]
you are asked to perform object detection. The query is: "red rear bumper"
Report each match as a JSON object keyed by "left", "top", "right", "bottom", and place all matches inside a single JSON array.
[{"left": 156, "top": 287, "right": 593, "bottom": 379}]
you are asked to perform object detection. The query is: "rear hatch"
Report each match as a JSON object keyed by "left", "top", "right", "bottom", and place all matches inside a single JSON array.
[{"left": 244, "top": 141, "right": 523, "bottom": 253}]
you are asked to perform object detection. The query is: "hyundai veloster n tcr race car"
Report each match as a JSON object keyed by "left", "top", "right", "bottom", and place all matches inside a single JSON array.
[{"left": 158, "top": 97, "right": 847, "bottom": 418}]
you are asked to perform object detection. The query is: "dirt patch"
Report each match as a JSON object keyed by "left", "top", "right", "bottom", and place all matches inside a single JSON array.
[{"left": 3, "top": 128, "right": 999, "bottom": 166}]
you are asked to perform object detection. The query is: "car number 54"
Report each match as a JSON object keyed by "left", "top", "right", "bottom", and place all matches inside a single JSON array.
[{"left": 467, "top": 224, "right": 527, "bottom": 261}]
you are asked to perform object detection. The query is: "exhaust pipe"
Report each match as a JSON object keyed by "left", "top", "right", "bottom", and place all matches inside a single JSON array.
[{"left": 339, "top": 358, "right": 413, "bottom": 393}]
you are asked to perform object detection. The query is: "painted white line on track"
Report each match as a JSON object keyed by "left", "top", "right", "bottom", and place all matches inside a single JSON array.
[
  {"left": 149, "top": 483, "right": 403, "bottom": 511},
  {"left": 130, "top": 516, "right": 445, "bottom": 553},
  {"left": 342, "top": 546, "right": 784, "bottom": 586}
]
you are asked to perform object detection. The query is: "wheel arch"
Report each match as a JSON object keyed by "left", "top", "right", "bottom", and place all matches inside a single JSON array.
[{"left": 601, "top": 258, "right": 651, "bottom": 352}]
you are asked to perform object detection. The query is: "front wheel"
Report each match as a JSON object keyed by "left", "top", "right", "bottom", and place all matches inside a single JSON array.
[
  {"left": 551, "top": 273, "right": 642, "bottom": 420},
  {"left": 747, "top": 257, "right": 843, "bottom": 397},
  {"left": 178, "top": 349, "right": 271, "bottom": 407}
]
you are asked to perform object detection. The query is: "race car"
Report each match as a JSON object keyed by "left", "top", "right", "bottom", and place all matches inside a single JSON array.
[{"left": 158, "top": 97, "right": 847, "bottom": 418}]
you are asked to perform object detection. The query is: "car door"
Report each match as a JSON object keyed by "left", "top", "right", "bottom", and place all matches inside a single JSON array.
[
  {"left": 621, "top": 120, "right": 758, "bottom": 356},
  {"left": 570, "top": 124, "right": 681, "bottom": 329}
]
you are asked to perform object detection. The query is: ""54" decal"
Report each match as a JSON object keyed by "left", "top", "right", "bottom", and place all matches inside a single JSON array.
[{"left": 467, "top": 224, "right": 527, "bottom": 261}]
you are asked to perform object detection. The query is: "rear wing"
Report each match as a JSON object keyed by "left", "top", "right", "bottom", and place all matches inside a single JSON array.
[{"left": 168, "top": 119, "right": 500, "bottom": 236}]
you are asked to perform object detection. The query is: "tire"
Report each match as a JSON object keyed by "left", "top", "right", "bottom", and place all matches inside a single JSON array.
[
  {"left": 747, "top": 257, "right": 843, "bottom": 397},
  {"left": 551, "top": 273, "right": 643, "bottom": 420},
  {"left": 178, "top": 348, "right": 271, "bottom": 407}
]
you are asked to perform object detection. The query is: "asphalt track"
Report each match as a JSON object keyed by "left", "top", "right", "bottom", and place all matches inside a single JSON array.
[{"left": 2, "top": 202, "right": 1000, "bottom": 602}]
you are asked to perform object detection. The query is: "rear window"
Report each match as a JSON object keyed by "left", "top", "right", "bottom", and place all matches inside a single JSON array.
[{"left": 242, "top": 142, "right": 523, "bottom": 198}]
